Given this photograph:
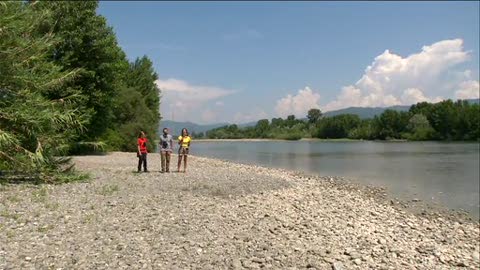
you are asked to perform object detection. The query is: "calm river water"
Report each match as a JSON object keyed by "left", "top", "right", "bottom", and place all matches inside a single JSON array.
[{"left": 191, "top": 141, "right": 479, "bottom": 218}]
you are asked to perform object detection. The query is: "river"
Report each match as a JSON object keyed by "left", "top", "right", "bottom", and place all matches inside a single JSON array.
[{"left": 191, "top": 140, "right": 479, "bottom": 218}]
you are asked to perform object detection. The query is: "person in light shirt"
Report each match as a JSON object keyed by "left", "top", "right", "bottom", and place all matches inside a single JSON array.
[
  {"left": 159, "top": 128, "right": 173, "bottom": 173},
  {"left": 177, "top": 128, "right": 191, "bottom": 173}
]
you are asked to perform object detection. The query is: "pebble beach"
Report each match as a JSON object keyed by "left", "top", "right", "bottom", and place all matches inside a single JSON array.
[{"left": 1, "top": 152, "right": 479, "bottom": 269}]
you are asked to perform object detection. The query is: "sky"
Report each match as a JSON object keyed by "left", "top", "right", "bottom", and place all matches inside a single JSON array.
[{"left": 98, "top": 1, "right": 480, "bottom": 124}]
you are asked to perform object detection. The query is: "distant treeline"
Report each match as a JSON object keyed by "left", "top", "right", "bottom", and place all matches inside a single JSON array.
[
  {"left": 1, "top": 1, "right": 160, "bottom": 181},
  {"left": 204, "top": 100, "right": 479, "bottom": 141}
]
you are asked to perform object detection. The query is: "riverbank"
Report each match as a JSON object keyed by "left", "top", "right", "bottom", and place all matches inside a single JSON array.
[
  {"left": 1, "top": 152, "right": 479, "bottom": 269},
  {"left": 193, "top": 138, "right": 412, "bottom": 142},
  {"left": 194, "top": 138, "right": 362, "bottom": 142}
]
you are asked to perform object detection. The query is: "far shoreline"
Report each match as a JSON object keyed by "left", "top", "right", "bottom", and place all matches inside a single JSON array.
[{"left": 194, "top": 138, "right": 405, "bottom": 142}]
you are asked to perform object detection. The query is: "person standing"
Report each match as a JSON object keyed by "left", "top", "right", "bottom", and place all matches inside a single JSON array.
[
  {"left": 137, "top": 131, "right": 148, "bottom": 172},
  {"left": 177, "top": 128, "right": 191, "bottom": 173},
  {"left": 159, "top": 128, "right": 173, "bottom": 173}
]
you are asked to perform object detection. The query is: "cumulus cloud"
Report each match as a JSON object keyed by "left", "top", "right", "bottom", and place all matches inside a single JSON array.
[
  {"left": 455, "top": 80, "right": 480, "bottom": 99},
  {"left": 234, "top": 109, "right": 268, "bottom": 124},
  {"left": 274, "top": 87, "right": 321, "bottom": 118},
  {"left": 156, "top": 78, "right": 236, "bottom": 123},
  {"left": 323, "top": 39, "right": 475, "bottom": 111},
  {"left": 201, "top": 109, "right": 218, "bottom": 123}
]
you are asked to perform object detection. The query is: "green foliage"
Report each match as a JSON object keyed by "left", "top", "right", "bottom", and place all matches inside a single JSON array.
[
  {"left": 0, "top": 1, "right": 161, "bottom": 182},
  {"left": 109, "top": 57, "right": 160, "bottom": 152},
  {"left": 371, "top": 110, "right": 410, "bottom": 140},
  {"left": 35, "top": 1, "right": 129, "bottom": 142},
  {"left": 316, "top": 114, "right": 361, "bottom": 139},
  {"left": 255, "top": 119, "right": 270, "bottom": 138},
  {"left": 205, "top": 101, "right": 479, "bottom": 141},
  {"left": 307, "top": 108, "right": 322, "bottom": 124},
  {"left": 0, "top": 2, "right": 88, "bottom": 182}
]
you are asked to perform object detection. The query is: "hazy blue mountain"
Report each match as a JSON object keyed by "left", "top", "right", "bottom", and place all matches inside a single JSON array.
[
  {"left": 238, "top": 121, "right": 257, "bottom": 128},
  {"left": 163, "top": 99, "right": 479, "bottom": 134},
  {"left": 465, "top": 98, "right": 479, "bottom": 105},
  {"left": 323, "top": 105, "right": 410, "bottom": 119},
  {"left": 159, "top": 120, "right": 228, "bottom": 136}
]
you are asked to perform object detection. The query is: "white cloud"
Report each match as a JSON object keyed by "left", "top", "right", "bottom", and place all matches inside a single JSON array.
[
  {"left": 215, "top": 101, "right": 224, "bottom": 106},
  {"left": 323, "top": 39, "right": 474, "bottom": 111},
  {"left": 234, "top": 109, "right": 268, "bottom": 124},
  {"left": 274, "top": 87, "right": 321, "bottom": 118},
  {"left": 401, "top": 88, "right": 443, "bottom": 105},
  {"left": 201, "top": 109, "right": 218, "bottom": 123},
  {"left": 156, "top": 78, "right": 236, "bottom": 123},
  {"left": 455, "top": 80, "right": 480, "bottom": 99}
]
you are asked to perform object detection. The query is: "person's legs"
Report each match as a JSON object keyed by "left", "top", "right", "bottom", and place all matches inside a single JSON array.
[
  {"left": 143, "top": 153, "right": 148, "bottom": 172},
  {"left": 160, "top": 151, "right": 166, "bottom": 172},
  {"left": 183, "top": 155, "right": 187, "bottom": 172},
  {"left": 183, "top": 148, "right": 188, "bottom": 172},
  {"left": 177, "top": 148, "right": 183, "bottom": 172},
  {"left": 137, "top": 154, "right": 142, "bottom": 172},
  {"left": 165, "top": 152, "right": 171, "bottom": 172}
]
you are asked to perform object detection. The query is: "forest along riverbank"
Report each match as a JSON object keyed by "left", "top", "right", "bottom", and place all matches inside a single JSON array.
[{"left": 1, "top": 152, "right": 479, "bottom": 269}]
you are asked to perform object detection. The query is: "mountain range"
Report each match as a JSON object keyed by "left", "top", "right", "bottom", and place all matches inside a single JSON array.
[{"left": 160, "top": 99, "right": 479, "bottom": 135}]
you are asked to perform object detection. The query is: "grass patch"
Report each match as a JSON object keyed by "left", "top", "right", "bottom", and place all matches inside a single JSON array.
[
  {"left": 0, "top": 209, "right": 20, "bottom": 220},
  {"left": 6, "top": 230, "right": 15, "bottom": 239},
  {"left": 37, "top": 224, "right": 54, "bottom": 233},
  {"left": 97, "top": 184, "right": 119, "bottom": 196},
  {"left": 6, "top": 195, "right": 21, "bottom": 203},
  {"left": 54, "top": 171, "right": 91, "bottom": 184},
  {"left": 32, "top": 187, "right": 48, "bottom": 203},
  {"left": 45, "top": 202, "right": 60, "bottom": 210},
  {"left": 83, "top": 213, "right": 96, "bottom": 224}
]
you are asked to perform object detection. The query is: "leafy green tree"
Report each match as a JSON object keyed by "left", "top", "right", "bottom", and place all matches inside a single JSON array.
[
  {"left": 35, "top": 1, "right": 129, "bottom": 143},
  {"left": 255, "top": 119, "right": 270, "bottom": 138},
  {"left": 285, "top": 115, "right": 297, "bottom": 127},
  {"left": 405, "top": 113, "right": 436, "bottom": 140},
  {"left": 307, "top": 108, "right": 322, "bottom": 124},
  {"left": 348, "top": 119, "right": 375, "bottom": 140},
  {"left": 108, "top": 56, "right": 160, "bottom": 152},
  {"left": 372, "top": 110, "right": 410, "bottom": 139},
  {"left": 271, "top": 118, "right": 284, "bottom": 128},
  {"left": 316, "top": 114, "right": 361, "bottom": 138},
  {"left": 0, "top": 2, "right": 87, "bottom": 181}
]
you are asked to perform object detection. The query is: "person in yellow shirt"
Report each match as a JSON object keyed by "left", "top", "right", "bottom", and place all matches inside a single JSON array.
[{"left": 177, "top": 128, "right": 191, "bottom": 173}]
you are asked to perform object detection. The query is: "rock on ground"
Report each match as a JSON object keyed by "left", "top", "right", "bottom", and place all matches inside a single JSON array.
[{"left": 0, "top": 152, "right": 478, "bottom": 269}]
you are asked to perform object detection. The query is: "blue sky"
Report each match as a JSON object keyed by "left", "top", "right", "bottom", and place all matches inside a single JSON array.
[{"left": 98, "top": 1, "right": 479, "bottom": 124}]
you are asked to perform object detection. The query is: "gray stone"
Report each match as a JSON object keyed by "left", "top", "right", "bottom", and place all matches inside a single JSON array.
[
  {"left": 332, "top": 262, "right": 344, "bottom": 270},
  {"left": 231, "top": 259, "right": 242, "bottom": 269}
]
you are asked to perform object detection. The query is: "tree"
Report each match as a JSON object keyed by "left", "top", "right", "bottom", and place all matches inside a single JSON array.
[
  {"left": 0, "top": 2, "right": 87, "bottom": 181},
  {"left": 255, "top": 119, "right": 270, "bottom": 138},
  {"left": 307, "top": 108, "right": 322, "bottom": 124},
  {"left": 316, "top": 114, "right": 361, "bottom": 138},
  {"left": 108, "top": 56, "right": 160, "bottom": 152},
  {"left": 35, "top": 1, "right": 129, "bottom": 143},
  {"left": 405, "top": 113, "right": 435, "bottom": 140},
  {"left": 372, "top": 110, "right": 410, "bottom": 139}
]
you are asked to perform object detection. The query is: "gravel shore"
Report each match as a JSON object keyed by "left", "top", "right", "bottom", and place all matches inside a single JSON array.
[{"left": 1, "top": 152, "right": 479, "bottom": 269}]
